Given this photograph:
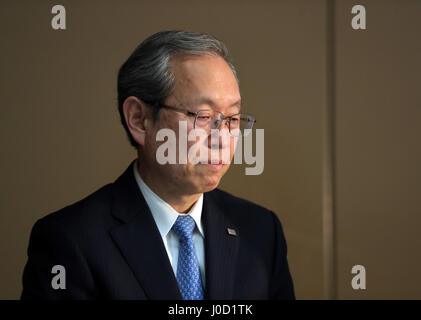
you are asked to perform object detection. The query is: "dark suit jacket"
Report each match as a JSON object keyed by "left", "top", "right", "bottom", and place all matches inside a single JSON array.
[{"left": 21, "top": 161, "right": 295, "bottom": 300}]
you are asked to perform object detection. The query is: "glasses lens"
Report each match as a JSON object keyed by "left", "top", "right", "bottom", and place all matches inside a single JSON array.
[
  {"left": 195, "top": 111, "right": 255, "bottom": 135},
  {"left": 195, "top": 110, "right": 224, "bottom": 129},
  {"left": 230, "top": 114, "right": 255, "bottom": 136},
  {"left": 195, "top": 110, "right": 212, "bottom": 128}
]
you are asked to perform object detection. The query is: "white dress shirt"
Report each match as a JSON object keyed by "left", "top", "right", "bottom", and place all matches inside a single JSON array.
[{"left": 133, "top": 162, "right": 206, "bottom": 287}]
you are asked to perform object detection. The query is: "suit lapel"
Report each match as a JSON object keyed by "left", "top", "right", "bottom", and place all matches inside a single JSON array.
[
  {"left": 203, "top": 192, "right": 240, "bottom": 299},
  {"left": 108, "top": 162, "right": 182, "bottom": 300}
]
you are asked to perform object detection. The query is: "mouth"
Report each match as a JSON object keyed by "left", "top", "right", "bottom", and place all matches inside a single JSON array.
[{"left": 202, "top": 162, "right": 224, "bottom": 170}]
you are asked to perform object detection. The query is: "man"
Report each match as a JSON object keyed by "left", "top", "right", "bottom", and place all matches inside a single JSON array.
[{"left": 21, "top": 30, "right": 295, "bottom": 300}]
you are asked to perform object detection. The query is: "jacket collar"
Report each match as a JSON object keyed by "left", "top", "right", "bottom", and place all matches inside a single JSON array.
[{"left": 109, "top": 161, "right": 239, "bottom": 300}]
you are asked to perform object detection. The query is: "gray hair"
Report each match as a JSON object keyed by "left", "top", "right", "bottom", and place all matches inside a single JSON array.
[{"left": 117, "top": 30, "right": 239, "bottom": 148}]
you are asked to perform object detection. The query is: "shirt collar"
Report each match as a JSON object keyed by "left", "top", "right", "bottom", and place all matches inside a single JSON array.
[{"left": 133, "top": 161, "right": 204, "bottom": 238}]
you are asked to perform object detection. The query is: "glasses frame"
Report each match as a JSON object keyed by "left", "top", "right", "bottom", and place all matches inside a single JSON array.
[{"left": 153, "top": 103, "right": 256, "bottom": 135}]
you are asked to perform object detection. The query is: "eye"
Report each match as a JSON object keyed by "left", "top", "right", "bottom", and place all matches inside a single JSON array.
[
  {"left": 196, "top": 110, "right": 212, "bottom": 120},
  {"left": 195, "top": 112, "right": 212, "bottom": 127},
  {"left": 230, "top": 115, "right": 240, "bottom": 122}
]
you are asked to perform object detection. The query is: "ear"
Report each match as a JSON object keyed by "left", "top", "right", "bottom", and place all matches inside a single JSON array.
[{"left": 122, "top": 96, "right": 152, "bottom": 147}]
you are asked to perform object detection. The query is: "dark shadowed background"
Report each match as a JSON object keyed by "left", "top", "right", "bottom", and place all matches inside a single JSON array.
[{"left": 0, "top": 0, "right": 420, "bottom": 299}]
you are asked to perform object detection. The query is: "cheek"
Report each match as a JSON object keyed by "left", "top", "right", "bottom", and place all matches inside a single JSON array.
[
  {"left": 143, "top": 129, "right": 158, "bottom": 158},
  {"left": 145, "top": 117, "right": 179, "bottom": 158},
  {"left": 230, "top": 136, "right": 237, "bottom": 157}
]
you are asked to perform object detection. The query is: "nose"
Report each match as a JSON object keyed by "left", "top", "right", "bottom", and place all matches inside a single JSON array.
[
  {"left": 218, "top": 118, "right": 230, "bottom": 130},
  {"left": 208, "top": 119, "right": 231, "bottom": 149}
]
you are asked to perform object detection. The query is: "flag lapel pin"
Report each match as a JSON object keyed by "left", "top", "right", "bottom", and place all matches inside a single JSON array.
[{"left": 227, "top": 228, "right": 237, "bottom": 236}]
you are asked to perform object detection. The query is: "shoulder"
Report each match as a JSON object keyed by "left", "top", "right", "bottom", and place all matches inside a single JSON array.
[
  {"left": 206, "top": 188, "right": 281, "bottom": 229},
  {"left": 206, "top": 189, "right": 290, "bottom": 273},
  {"left": 33, "top": 183, "right": 114, "bottom": 238},
  {"left": 206, "top": 187, "right": 275, "bottom": 216}
]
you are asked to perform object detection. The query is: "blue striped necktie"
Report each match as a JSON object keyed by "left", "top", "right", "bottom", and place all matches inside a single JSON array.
[{"left": 172, "top": 215, "right": 204, "bottom": 300}]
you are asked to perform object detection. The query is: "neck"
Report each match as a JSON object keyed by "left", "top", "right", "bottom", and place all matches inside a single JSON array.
[{"left": 136, "top": 159, "right": 201, "bottom": 213}]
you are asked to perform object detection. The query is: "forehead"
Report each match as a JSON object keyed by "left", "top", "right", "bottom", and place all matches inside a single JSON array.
[{"left": 169, "top": 54, "right": 240, "bottom": 108}]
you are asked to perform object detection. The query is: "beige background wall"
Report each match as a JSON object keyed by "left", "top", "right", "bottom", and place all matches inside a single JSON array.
[
  {"left": 0, "top": 0, "right": 419, "bottom": 299},
  {"left": 334, "top": 0, "right": 421, "bottom": 299}
]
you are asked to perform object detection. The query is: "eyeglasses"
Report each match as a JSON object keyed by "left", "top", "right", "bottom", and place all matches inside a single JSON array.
[{"left": 154, "top": 103, "right": 256, "bottom": 136}]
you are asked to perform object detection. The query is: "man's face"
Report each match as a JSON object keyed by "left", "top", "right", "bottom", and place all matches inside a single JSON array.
[{"left": 142, "top": 54, "right": 241, "bottom": 195}]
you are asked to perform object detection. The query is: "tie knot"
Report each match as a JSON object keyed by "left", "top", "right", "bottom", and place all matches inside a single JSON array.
[{"left": 172, "top": 215, "right": 196, "bottom": 240}]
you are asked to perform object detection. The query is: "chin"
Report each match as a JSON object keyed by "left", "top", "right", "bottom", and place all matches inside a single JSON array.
[
  {"left": 189, "top": 164, "right": 229, "bottom": 193},
  {"left": 196, "top": 175, "right": 221, "bottom": 193}
]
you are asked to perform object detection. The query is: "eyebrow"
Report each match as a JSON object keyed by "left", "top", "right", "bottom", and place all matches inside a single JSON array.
[{"left": 195, "top": 97, "right": 242, "bottom": 109}]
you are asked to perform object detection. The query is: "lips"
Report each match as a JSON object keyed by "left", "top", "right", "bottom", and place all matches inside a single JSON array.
[
  {"left": 198, "top": 158, "right": 226, "bottom": 165},
  {"left": 206, "top": 163, "right": 223, "bottom": 169}
]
